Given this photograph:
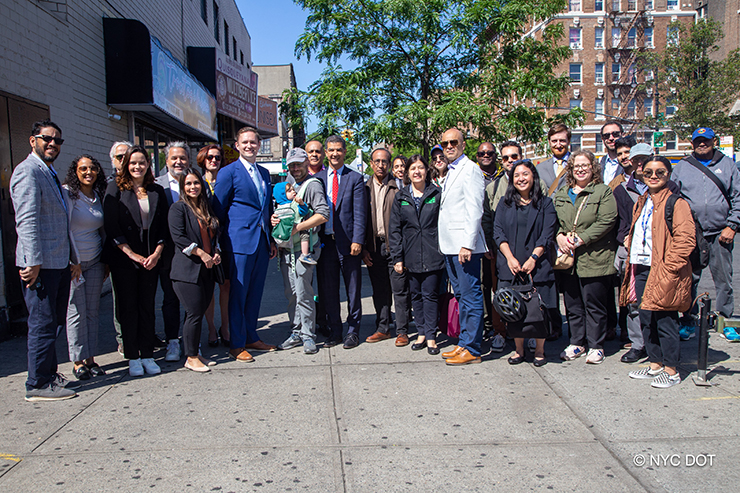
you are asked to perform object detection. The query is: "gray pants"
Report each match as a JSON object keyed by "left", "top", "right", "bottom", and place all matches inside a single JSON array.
[
  {"left": 691, "top": 234, "right": 734, "bottom": 318},
  {"left": 66, "top": 257, "right": 105, "bottom": 362},
  {"left": 615, "top": 245, "right": 643, "bottom": 350},
  {"left": 280, "top": 245, "right": 322, "bottom": 340}
]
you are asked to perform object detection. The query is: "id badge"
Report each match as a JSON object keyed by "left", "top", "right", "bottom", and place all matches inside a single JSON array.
[{"left": 635, "top": 254, "right": 651, "bottom": 266}]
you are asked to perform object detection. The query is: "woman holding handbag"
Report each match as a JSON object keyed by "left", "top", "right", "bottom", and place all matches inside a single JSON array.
[
  {"left": 493, "top": 160, "right": 557, "bottom": 366},
  {"left": 168, "top": 168, "right": 222, "bottom": 373},
  {"left": 553, "top": 150, "right": 618, "bottom": 364}
]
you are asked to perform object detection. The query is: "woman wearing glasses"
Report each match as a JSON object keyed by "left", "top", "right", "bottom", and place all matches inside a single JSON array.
[
  {"left": 197, "top": 144, "right": 231, "bottom": 348},
  {"left": 430, "top": 144, "right": 449, "bottom": 188},
  {"left": 553, "top": 150, "right": 618, "bottom": 365},
  {"left": 621, "top": 156, "right": 694, "bottom": 388}
]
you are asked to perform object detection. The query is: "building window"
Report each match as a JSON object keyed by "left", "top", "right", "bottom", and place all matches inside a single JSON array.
[
  {"left": 569, "top": 0, "right": 581, "bottom": 11},
  {"left": 259, "top": 139, "right": 272, "bottom": 155},
  {"left": 612, "top": 63, "right": 621, "bottom": 83},
  {"left": 627, "top": 99, "right": 636, "bottom": 118},
  {"left": 224, "top": 21, "right": 230, "bottom": 55},
  {"left": 645, "top": 68, "right": 655, "bottom": 81},
  {"left": 595, "top": 99, "right": 605, "bottom": 120},
  {"left": 612, "top": 27, "right": 621, "bottom": 48},
  {"left": 644, "top": 27, "right": 654, "bottom": 48},
  {"left": 570, "top": 28, "right": 582, "bottom": 49},
  {"left": 667, "top": 0, "right": 678, "bottom": 9},
  {"left": 570, "top": 63, "right": 582, "bottom": 83},
  {"left": 612, "top": 97, "right": 621, "bottom": 110},
  {"left": 595, "top": 63, "right": 604, "bottom": 84},
  {"left": 595, "top": 27, "right": 604, "bottom": 48},
  {"left": 627, "top": 27, "right": 636, "bottom": 47},
  {"left": 627, "top": 0, "right": 637, "bottom": 10},
  {"left": 233, "top": 37, "right": 237, "bottom": 61},
  {"left": 570, "top": 99, "right": 582, "bottom": 109},
  {"left": 666, "top": 132, "right": 677, "bottom": 150},
  {"left": 595, "top": 0, "right": 604, "bottom": 11},
  {"left": 201, "top": 0, "right": 207, "bottom": 24},
  {"left": 645, "top": 0, "right": 654, "bottom": 9},
  {"left": 213, "top": 2, "right": 219, "bottom": 43},
  {"left": 595, "top": 134, "right": 604, "bottom": 153},
  {"left": 644, "top": 97, "right": 653, "bottom": 117},
  {"left": 611, "top": 0, "right": 620, "bottom": 11},
  {"left": 667, "top": 26, "right": 679, "bottom": 46},
  {"left": 666, "top": 97, "right": 677, "bottom": 116},
  {"left": 240, "top": 50, "right": 244, "bottom": 65},
  {"left": 571, "top": 134, "right": 582, "bottom": 152}
]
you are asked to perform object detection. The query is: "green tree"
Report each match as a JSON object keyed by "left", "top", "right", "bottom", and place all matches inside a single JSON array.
[
  {"left": 639, "top": 19, "right": 740, "bottom": 144},
  {"left": 291, "top": 0, "right": 583, "bottom": 157}
]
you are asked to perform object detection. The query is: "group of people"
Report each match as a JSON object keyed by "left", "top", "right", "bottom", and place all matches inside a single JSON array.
[{"left": 12, "top": 118, "right": 739, "bottom": 402}]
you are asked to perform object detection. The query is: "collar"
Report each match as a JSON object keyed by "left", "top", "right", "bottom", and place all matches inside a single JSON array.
[
  {"left": 239, "top": 156, "right": 257, "bottom": 169},
  {"left": 447, "top": 154, "right": 465, "bottom": 170},
  {"left": 553, "top": 152, "right": 570, "bottom": 162},
  {"left": 29, "top": 152, "right": 56, "bottom": 172},
  {"left": 328, "top": 165, "right": 345, "bottom": 175}
]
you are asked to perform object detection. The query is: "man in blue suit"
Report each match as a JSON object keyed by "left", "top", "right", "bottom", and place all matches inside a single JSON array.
[
  {"left": 213, "top": 127, "right": 277, "bottom": 362},
  {"left": 316, "top": 135, "right": 367, "bottom": 348}
]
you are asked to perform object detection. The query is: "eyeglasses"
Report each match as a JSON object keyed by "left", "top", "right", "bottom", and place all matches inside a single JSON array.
[
  {"left": 34, "top": 135, "right": 64, "bottom": 145},
  {"left": 642, "top": 168, "right": 668, "bottom": 178},
  {"left": 477, "top": 151, "right": 495, "bottom": 158},
  {"left": 601, "top": 131, "right": 622, "bottom": 140},
  {"left": 501, "top": 153, "right": 520, "bottom": 161},
  {"left": 206, "top": 155, "right": 222, "bottom": 161},
  {"left": 432, "top": 154, "right": 446, "bottom": 161},
  {"left": 440, "top": 140, "right": 459, "bottom": 148},
  {"left": 572, "top": 164, "right": 591, "bottom": 170},
  {"left": 114, "top": 154, "right": 125, "bottom": 161}
]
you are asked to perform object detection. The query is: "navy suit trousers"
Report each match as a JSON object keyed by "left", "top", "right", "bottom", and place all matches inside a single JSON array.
[{"left": 317, "top": 236, "right": 362, "bottom": 341}]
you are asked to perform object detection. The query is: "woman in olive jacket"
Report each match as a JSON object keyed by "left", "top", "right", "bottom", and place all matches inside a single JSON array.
[
  {"left": 389, "top": 155, "right": 445, "bottom": 355},
  {"left": 621, "top": 156, "right": 695, "bottom": 388},
  {"left": 553, "top": 150, "right": 618, "bottom": 365}
]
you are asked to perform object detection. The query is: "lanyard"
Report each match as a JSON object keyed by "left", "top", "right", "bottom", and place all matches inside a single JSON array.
[{"left": 641, "top": 199, "right": 653, "bottom": 251}]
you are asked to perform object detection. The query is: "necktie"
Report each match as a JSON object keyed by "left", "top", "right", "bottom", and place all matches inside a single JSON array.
[
  {"left": 332, "top": 170, "right": 339, "bottom": 207},
  {"left": 248, "top": 164, "right": 264, "bottom": 205},
  {"left": 556, "top": 159, "right": 564, "bottom": 177},
  {"left": 48, "top": 166, "right": 67, "bottom": 212}
]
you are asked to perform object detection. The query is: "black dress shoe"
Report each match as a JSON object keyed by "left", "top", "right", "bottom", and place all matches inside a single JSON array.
[
  {"left": 87, "top": 363, "right": 106, "bottom": 377},
  {"left": 621, "top": 347, "right": 647, "bottom": 363},
  {"left": 508, "top": 355, "right": 525, "bottom": 365},
  {"left": 533, "top": 358, "right": 547, "bottom": 367},
  {"left": 427, "top": 346, "right": 440, "bottom": 355},
  {"left": 343, "top": 333, "right": 359, "bottom": 349},
  {"left": 73, "top": 365, "right": 91, "bottom": 380},
  {"left": 411, "top": 340, "right": 428, "bottom": 351}
]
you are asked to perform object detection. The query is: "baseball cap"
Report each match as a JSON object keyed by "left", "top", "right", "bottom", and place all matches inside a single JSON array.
[
  {"left": 285, "top": 147, "right": 308, "bottom": 165},
  {"left": 692, "top": 127, "right": 716, "bottom": 141},
  {"left": 431, "top": 144, "right": 443, "bottom": 153},
  {"left": 629, "top": 143, "right": 654, "bottom": 159}
]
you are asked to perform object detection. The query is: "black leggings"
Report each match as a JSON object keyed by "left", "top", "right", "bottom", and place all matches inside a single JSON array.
[{"left": 173, "top": 270, "right": 215, "bottom": 357}]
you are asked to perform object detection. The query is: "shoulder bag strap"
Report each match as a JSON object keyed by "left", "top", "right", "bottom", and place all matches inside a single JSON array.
[
  {"left": 571, "top": 194, "right": 590, "bottom": 234},
  {"left": 548, "top": 167, "right": 567, "bottom": 197},
  {"left": 686, "top": 155, "right": 731, "bottom": 207}
]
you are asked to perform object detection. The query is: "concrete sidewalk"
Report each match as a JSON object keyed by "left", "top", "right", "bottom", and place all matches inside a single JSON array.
[{"left": 1, "top": 258, "right": 739, "bottom": 492}]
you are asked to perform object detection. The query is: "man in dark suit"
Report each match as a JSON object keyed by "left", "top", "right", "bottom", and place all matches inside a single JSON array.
[
  {"left": 154, "top": 142, "right": 189, "bottom": 362},
  {"left": 11, "top": 120, "right": 77, "bottom": 401},
  {"left": 316, "top": 135, "right": 367, "bottom": 349},
  {"left": 537, "top": 123, "right": 571, "bottom": 197},
  {"left": 213, "top": 127, "right": 278, "bottom": 362}
]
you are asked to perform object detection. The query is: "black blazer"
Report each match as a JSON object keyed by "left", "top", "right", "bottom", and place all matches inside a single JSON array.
[
  {"left": 168, "top": 201, "right": 219, "bottom": 284},
  {"left": 103, "top": 180, "right": 168, "bottom": 270},
  {"left": 493, "top": 196, "right": 557, "bottom": 284},
  {"left": 388, "top": 185, "right": 445, "bottom": 273}
]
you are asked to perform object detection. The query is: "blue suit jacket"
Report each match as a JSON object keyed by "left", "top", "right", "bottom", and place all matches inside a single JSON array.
[
  {"left": 212, "top": 160, "right": 273, "bottom": 255},
  {"left": 317, "top": 166, "right": 366, "bottom": 255}
]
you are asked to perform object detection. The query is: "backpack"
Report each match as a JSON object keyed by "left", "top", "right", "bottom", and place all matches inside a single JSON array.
[{"left": 664, "top": 193, "right": 710, "bottom": 271}]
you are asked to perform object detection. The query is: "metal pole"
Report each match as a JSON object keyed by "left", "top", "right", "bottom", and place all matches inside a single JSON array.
[{"left": 693, "top": 295, "right": 713, "bottom": 386}]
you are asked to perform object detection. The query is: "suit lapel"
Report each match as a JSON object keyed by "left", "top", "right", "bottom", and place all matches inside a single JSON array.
[
  {"left": 121, "top": 189, "right": 143, "bottom": 230},
  {"left": 336, "top": 167, "right": 350, "bottom": 209},
  {"left": 33, "top": 157, "right": 66, "bottom": 210},
  {"left": 235, "top": 161, "right": 260, "bottom": 206},
  {"left": 146, "top": 187, "right": 158, "bottom": 230},
  {"left": 186, "top": 206, "right": 203, "bottom": 248},
  {"left": 441, "top": 157, "right": 466, "bottom": 204}
]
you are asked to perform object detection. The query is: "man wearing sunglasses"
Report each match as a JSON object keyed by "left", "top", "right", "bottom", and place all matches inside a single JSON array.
[
  {"left": 476, "top": 142, "right": 498, "bottom": 184},
  {"left": 476, "top": 142, "right": 498, "bottom": 341},
  {"left": 11, "top": 120, "right": 78, "bottom": 401},
  {"left": 537, "top": 123, "right": 571, "bottom": 196},
  {"left": 672, "top": 127, "right": 740, "bottom": 341},
  {"left": 437, "top": 128, "right": 488, "bottom": 365},
  {"left": 599, "top": 120, "right": 625, "bottom": 185}
]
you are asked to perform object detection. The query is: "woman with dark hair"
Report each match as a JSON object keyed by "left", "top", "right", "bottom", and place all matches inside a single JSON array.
[
  {"left": 493, "top": 160, "right": 557, "bottom": 366},
  {"left": 389, "top": 154, "right": 445, "bottom": 355},
  {"left": 391, "top": 154, "right": 408, "bottom": 189},
  {"left": 196, "top": 144, "right": 230, "bottom": 348},
  {"left": 622, "top": 156, "right": 695, "bottom": 388},
  {"left": 62, "top": 155, "right": 107, "bottom": 380},
  {"left": 553, "top": 150, "right": 618, "bottom": 364},
  {"left": 169, "top": 168, "right": 222, "bottom": 372},
  {"left": 430, "top": 145, "right": 449, "bottom": 187},
  {"left": 104, "top": 145, "right": 168, "bottom": 377}
]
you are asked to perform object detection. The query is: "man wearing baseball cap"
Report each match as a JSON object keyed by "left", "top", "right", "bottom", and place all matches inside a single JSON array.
[{"left": 672, "top": 127, "right": 740, "bottom": 341}]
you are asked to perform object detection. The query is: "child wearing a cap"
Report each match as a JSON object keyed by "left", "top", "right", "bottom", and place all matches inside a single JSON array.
[{"left": 272, "top": 182, "right": 316, "bottom": 265}]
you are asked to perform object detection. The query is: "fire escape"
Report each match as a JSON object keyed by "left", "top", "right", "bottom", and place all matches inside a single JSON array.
[{"left": 607, "top": 1, "right": 653, "bottom": 130}]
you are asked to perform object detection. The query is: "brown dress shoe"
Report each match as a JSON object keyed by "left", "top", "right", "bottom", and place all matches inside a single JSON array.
[
  {"left": 366, "top": 331, "right": 392, "bottom": 343},
  {"left": 229, "top": 348, "right": 254, "bottom": 362},
  {"left": 395, "top": 334, "right": 409, "bottom": 347},
  {"left": 441, "top": 345, "right": 463, "bottom": 359},
  {"left": 445, "top": 348, "right": 482, "bottom": 365},
  {"left": 244, "top": 341, "right": 277, "bottom": 352}
]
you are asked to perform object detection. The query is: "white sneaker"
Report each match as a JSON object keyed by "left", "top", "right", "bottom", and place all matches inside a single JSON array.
[
  {"left": 560, "top": 345, "right": 586, "bottom": 361},
  {"left": 651, "top": 372, "right": 680, "bottom": 388},
  {"left": 165, "top": 339, "right": 181, "bottom": 361},
  {"left": 527, "top": 338, "right": 537, "bottom": 351},
  {"left": 491, "top": 334, "right": 505, "bottom": 352},
  {"left": 141, "top": 358, "right": 161, "bottom": 375},
  {"left": 586, "top": 348, "right": 605, "bottom": 364},
  {"left": 129, "top": 358, "right": 144, "bottom": 377}
]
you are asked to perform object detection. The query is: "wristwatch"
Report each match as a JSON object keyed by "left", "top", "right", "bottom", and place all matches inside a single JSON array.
[
  {"left": 729, "top": 223, "right": 739, "bottom": 232},
  {"left": 530, "top": 253, "right": 540, "bottom": 261}
]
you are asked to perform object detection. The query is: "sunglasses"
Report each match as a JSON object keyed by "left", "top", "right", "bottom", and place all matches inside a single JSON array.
[
  {"left": 440, "top": 140, "right": 459, "bottom": 148},
  {"left": 432, "top": 154, "right": 445, "bottom": 161},
  {"left": 206, "top": 155, "right": 222, "bottom": 161},
  {"left": 642, "top": 168, "right": 668, "bottom": 178},
  {"left": 34, "top": 135, "right": 64, "bottom": 145},
  {"left": 501, "top": 153, "right": 520, "bottom": 161},
  {"left": 114, "top": 154, "right": 125, "bottom": 161},
  {"left": 602, "top": 131, "right": 622, "bottom": 140},
  {"left": 477, "top": 151, "right": 495, "bottom": 157}
]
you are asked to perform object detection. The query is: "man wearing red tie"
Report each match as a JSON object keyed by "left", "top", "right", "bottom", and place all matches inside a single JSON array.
[{"left": 316, "top": 135, "right": 367, "bottom": 349}]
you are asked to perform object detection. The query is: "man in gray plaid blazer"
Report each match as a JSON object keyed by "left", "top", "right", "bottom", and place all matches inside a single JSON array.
[{"left": 11, "top": 120, "right": 77, "bottom": 401}]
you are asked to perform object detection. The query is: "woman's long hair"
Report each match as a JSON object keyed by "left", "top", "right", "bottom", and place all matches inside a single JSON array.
[
  {"left": 116, "top": 145, "right": 154, "bottom": 191},
  {"left": 177, "top": 168, "right": 220, "bottom": 232},
  {"left": 503, "top": 159, "right": 543, "bottom": 208},
  {"left": 63, "top": 154, "right": 107, "bottom": 200}
]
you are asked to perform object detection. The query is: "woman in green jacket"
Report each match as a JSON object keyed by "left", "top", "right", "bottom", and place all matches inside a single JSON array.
[{"left": 553, "top": 150, "right": 618, "bottom": 364}]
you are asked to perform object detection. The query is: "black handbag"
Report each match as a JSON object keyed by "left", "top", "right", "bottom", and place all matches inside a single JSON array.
[
  {"left": 212, "top": 263, "right": 225, "bottom": 285},
  {"left": 511, "top": 273, "right": 549, "bottom": 329}
]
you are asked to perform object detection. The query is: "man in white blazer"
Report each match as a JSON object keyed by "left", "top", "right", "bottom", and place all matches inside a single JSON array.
[{"left": 437, "top": 128, "right": 488, "bottom": 365}]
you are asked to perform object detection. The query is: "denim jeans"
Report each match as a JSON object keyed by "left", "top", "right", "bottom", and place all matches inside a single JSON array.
[{"left": 445, "top": 254, "right": 484, "bottom": 357}]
